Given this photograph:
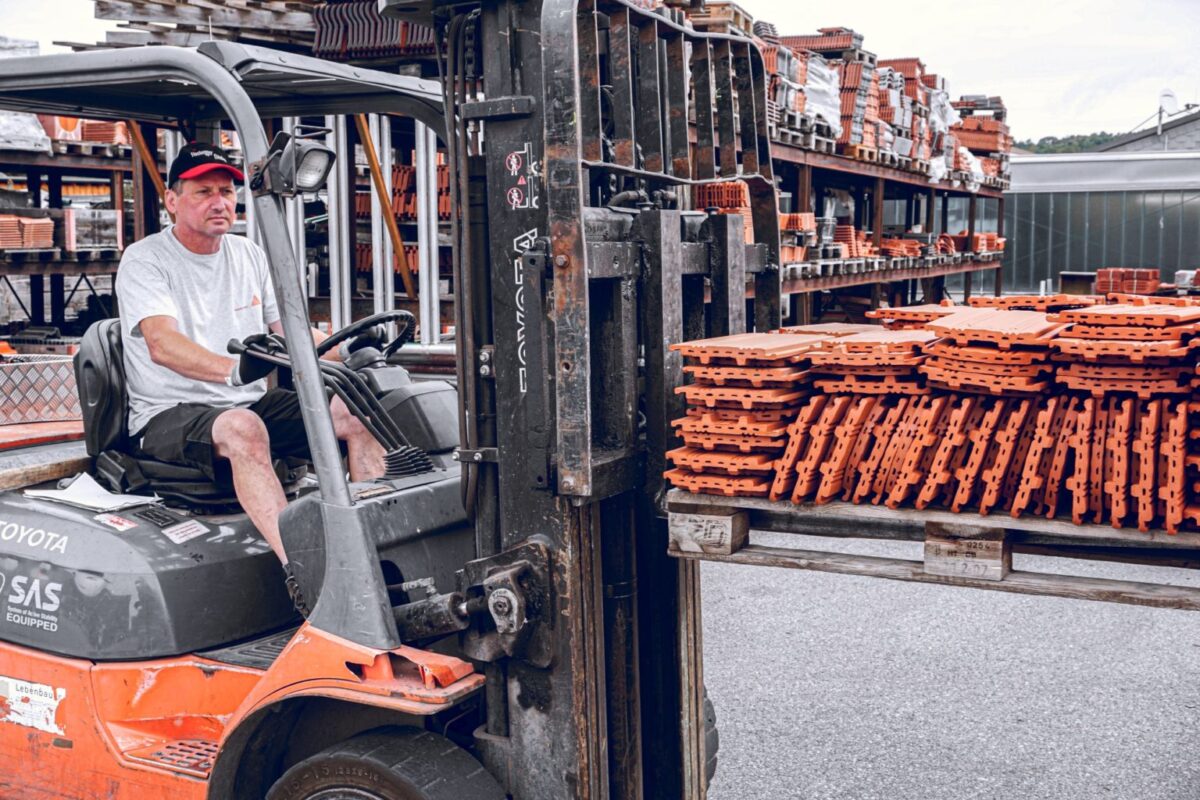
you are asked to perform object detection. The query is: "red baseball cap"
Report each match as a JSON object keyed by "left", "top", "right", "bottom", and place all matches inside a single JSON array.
[{"left": 168, "top": 142, "right": 245, "bottom": 186}]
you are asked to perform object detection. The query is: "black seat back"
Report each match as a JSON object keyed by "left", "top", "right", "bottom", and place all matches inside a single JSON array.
[
  {"left": 74, "top": 319, "right": 128, "bottom": 457},
  {"left": 72, "top": 318, "right": 309, "bottom": 511}
]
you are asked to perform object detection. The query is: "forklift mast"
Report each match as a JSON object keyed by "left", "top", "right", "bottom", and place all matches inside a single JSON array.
[{"left": 413, "top": 0, "right": 782, "bottom": 795}]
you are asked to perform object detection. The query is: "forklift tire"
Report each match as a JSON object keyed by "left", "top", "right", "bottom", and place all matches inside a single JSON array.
[
  {"left": 704, "top": 688, "right": 720, "bottom": 788},
  {"left": 266, "top": 726, "right": 506, "bottom": 800}
]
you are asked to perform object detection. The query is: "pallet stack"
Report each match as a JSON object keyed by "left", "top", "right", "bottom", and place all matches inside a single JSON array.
[
  {"left": 879, "top": 58, "right": 934, "bottom": 169},
  {"left": 694, "top": 181, "right": 755, "bottom": 244},
  {"left": 922, "top": 308, "right": 1062, "bottom": 396},
  {"left": 1049, "top": 303, "right": 1200, "bottom": 399},
  {"left": 313, "top": 0, "right": 436, "bottom": 59},
  {"left": 686, "top": 1, "right": 756, "bottom": 36},
  {"left": 944, "top": 230, "right": 1006, "bottom": 254},
  {"left": 878, "top": 238, "right": 923, "bottom": 259},
  {"left": 0, "top": 217, "right": 22, "bottom": 249},
  {"left": 831, "top": 224, "right": 878, "bottom": 258},
  {"left": 72, "top": 0, "right": 318, "bottom": 50},
  {"left": 876, "top": 67, "right": 912, "bottom": 164},
  {"left": 352, "top": 159, "right": 451, "bottom": 272},
  {"left": 761, "top": 35, "right": 811, "bottom": 137},
  {"left": 808, "top": 329, "right": 933, "bottom": 395},
  {"left": 0, "top": 216, "right": 54, "bottom": 249},
  {"left": 780, "top": 26, "right": 869, "bottom": 64},
  {"left": 966, "top": 294, "right": 1098, "bottom": 313},
  {"left": 664, "top": 333, "right": 827, "bottom": 497},
  {"left": 1096, "top": 268, "right": 1161, "bottom": 295},
  {"left": 38, "top": 117, "right": 129, "bottom": 145},
  {"left": 835, "top": 59, "right": 879, "bottom": 157},
  {"left": 865, "top": 302, "right": 960, "bottom": 330},
  {"left": 736, "top": 11, "right": 1013, "bottom": 185},
  {"left": 951, "top": 95, "right": 1011, "bottom": 188},
  {"left": 779, "top": 211, "right": 816, "bottom": 264}
]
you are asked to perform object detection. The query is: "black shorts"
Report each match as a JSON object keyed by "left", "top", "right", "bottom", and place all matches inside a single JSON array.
[{"left": 134, "top": 388, "right": 311, "bottom": 487}]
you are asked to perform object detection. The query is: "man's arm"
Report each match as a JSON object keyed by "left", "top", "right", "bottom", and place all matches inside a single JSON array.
[
  {"left": 140, "top": 315, "right": 237, "bottom": 383},
  {"left": 267, "top": 320, "right": 341, "bottom": 361}
]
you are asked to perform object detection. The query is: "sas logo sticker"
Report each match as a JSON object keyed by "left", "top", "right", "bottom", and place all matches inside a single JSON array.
[{"left": 8, "top": 577, "right": 61, "bottom": 613}]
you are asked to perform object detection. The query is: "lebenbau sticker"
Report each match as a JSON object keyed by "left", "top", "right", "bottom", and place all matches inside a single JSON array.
[{"left": 0, "top": 676, "right": 66, "bottom": 735}]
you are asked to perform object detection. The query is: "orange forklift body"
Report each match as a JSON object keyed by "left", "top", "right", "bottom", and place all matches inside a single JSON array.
[{"left": 0, "top": 624, "right": 482, "bottom": 797}]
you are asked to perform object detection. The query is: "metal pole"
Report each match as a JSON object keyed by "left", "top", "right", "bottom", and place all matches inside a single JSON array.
[
  {"left": 367, "top": 115, "right": 386, "bottom": 319},
  {"left": 282, "top": 117, "right": 308, "bottom": 295},
  {"left": 163, "top": 128, "right": 182, "bottom": 177},
  {"left": 325, "top": 114, "right": 351, "bottom": 330},
  {"left": 416, "top": 121, "right": 440, "bottom": 345},
  {"left": 381, "top": 118, "right": 395, "bottom": 328}
]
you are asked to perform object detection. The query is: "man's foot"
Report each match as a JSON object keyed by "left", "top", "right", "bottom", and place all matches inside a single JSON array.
[{"left": 283, "top": 564, "right": 311, "bottom": 618}]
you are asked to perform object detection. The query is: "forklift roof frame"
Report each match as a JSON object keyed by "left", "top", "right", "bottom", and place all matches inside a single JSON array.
[{"left": 0, "top": 42, "right": 447, "bottom": 649}]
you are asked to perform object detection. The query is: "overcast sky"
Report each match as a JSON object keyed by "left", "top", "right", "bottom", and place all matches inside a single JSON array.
[
  {"left": 3, "top": 0, "right": 1197, "bottom": 141},
  {"left": 740, "top": 0, "right": 1200, "bottom": 141}
]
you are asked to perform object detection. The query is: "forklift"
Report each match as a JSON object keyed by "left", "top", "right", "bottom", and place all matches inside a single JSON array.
[{"left": 0, "top": 0, "right": 779, "bottom": 796}]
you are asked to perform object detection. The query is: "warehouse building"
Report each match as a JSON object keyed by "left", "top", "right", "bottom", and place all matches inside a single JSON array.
[{"left": 1000, "top": 147, "right": 1200, "bottom": 293}]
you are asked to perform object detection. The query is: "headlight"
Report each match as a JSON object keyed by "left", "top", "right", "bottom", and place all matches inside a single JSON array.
[
  {"left": 251, "top": 131, "right": 336, "bottom": 197},
  {"left": 293, "top": 145, "right": 334, "bottom": 192}
]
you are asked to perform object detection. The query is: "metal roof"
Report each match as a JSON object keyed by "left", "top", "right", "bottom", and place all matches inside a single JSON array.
[
  {"left": 1094, "top": 108, "right": 1200, "bottom": 152},
  {"left": 1008, "top": 150, "right": 1200, "bottom": 194}
]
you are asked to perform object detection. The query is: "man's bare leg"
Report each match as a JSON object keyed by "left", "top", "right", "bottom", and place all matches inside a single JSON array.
[
  {"left": 330, "top": 395, "right": 386, "bottom": 481},
  {"left": 211, "top": 408, "right": 289, "bottom": 563}
]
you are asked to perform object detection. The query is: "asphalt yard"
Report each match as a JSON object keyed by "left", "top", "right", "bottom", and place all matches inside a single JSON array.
[{"left": 702, "top": 532, "right": 1200, "bottom": 800}]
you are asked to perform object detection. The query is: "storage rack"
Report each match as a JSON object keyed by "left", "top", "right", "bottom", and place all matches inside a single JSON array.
[
  {"left": 770, "top": 140, "right": 1006, "bottom": 325},
  {"left": 0, "top": 142, "right": 134, "bottom": 328}
]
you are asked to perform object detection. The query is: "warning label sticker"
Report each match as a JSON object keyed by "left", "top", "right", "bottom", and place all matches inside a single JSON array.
[
  {"left": 94, "top": 513, "right": 138, "bottom": 532},
  {"left": 0, "top": 676, "right": 65, "bottom": 735},
  {"left": 161, "top": 519, "right": 209, "bottom": 545}
]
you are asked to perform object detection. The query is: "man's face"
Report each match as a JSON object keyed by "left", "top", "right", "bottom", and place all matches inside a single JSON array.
[{"left": 166, "top": 172, "right": 237, "bottom": 239}]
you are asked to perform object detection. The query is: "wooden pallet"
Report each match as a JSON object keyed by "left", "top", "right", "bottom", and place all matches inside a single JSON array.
[
  {"left": 838, "top": 48, "right": 877, "bottom": 67},
  {"left": 810, "top": 136, "right": 836, "bottom": 154},
  {"left": 770, "top": 126, "right": 807, "bottom": 147},
  {"left": 666, "top": 491, "right": 1200, "bottom": 611},
  {"left": 51, "top": 141, "right": 132, "bottom": 159},
  {"left": 841, "top": 143, "right": 879, "bottom": 163},
  {"left": 64, "top": 248, "right": 122, "bottom": 262},
  {"left": 0, "top": 248, "right": 62, "bottom": 263}
]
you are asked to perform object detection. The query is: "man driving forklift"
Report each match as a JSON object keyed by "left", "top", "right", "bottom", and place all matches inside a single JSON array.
[{"left": 115, "top": 143, "right": 386, "bottom": 611}]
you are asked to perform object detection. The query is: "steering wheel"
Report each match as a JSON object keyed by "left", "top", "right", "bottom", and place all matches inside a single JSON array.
[{"left": 315, "top": 310, "right": 416, "bottom": 358}]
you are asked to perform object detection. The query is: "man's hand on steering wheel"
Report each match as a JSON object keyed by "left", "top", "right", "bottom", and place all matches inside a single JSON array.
[{"left": 226, "top": 332, "right": 282, "bottom": 387}]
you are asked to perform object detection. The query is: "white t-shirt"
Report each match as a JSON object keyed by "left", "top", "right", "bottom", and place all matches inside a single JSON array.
[{"left": 115, "top": 225, "right": 281, "bottom": 434}]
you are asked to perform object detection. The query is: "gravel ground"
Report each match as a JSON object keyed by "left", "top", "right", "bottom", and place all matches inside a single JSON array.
[{"left": 702, "top": 533, "right": 1200, "bottom": 800}]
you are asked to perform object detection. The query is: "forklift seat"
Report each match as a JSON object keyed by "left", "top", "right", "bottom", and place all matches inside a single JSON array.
[{"left": 74, "top": 319, "right": 306, "bottom": 510}]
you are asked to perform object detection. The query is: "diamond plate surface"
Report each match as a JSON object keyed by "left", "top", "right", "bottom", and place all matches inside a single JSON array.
[{"left": 0, "top": 357, "right": 81, "bottom": 425}]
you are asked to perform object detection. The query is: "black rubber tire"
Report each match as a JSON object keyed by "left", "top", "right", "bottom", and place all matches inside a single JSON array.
[
  {"left": 265, "top": 726, "right": 506, "bottom": 800},
  {"left": 704, "top": 687, "right": 720, "bottom": 788}
]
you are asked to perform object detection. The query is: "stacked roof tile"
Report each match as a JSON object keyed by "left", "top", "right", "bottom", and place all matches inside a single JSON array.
[
  {"left": 668, "top": 301, "right": 1200, "bottom": 532},
  {"left": 666, "top": 333, "right": 827, "bottom": 497},
  {"left": 0, "top": 216, "right": 55, "bottom": 249}
]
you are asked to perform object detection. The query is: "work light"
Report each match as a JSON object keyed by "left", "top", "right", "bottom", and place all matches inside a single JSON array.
[
  {"left": 250, "top": 128, "right": 335, "bottom": 197},
  {"left": 291, "top": 142, "right": 334, "bottom": 191}
]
